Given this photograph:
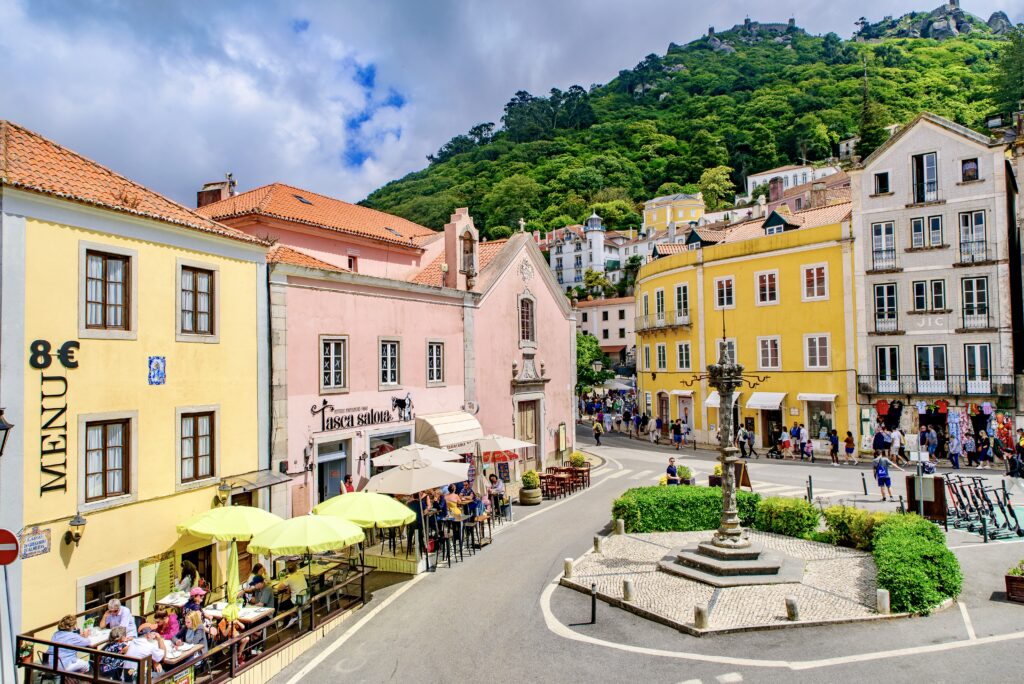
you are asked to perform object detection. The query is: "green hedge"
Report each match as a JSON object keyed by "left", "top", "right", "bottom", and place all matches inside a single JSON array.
[
  {"left": 822, "top": 506, "right": 892, "bottom": 551},
  {"left": 872, "top": 514, "right": 962, "bottom": 614},
  {"left": 612, "top": 486, "right": 761, "bottom": 533},
  {"left": 753, "top": 497, "right": 820, "bottom": 538}
]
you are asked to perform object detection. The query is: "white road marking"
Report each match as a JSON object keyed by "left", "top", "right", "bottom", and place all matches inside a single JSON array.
[
  {"left": 949, "top": 538, "right": 1024, "bottom": 550},
  {"left": 676, "top": 679, "right": 702, "bottom": 684},
  {"left": 601, "top": 470, "right": 630, "bottom": 480},
  {"left": 959, "top": 602, "right": 977, "bottom": 641},
  {"left": 716, "top": 674, "right": 743, "bottom": 683},
  {"left": 631, "top": 470, "right": 655, "bottom": 480}
]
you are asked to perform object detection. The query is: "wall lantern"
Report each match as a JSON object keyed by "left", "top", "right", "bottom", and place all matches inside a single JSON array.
[
  {"left": 591, "top": 360, "right": 603, "bottom": 373},
  {"left": 64, "top": 512, "right": 87, "bottom": 547},
  {"left": 215, "top": 480, "right": 232, "bottom": 506}
]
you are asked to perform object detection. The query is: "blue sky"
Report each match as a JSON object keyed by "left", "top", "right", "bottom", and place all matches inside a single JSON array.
[{"left": 0, "top": 0, "right": 1020, "bottom": 206}]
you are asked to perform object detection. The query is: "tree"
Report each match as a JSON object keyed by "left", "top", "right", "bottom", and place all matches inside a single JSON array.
[
  {"left": 583, "top": 268, "right": 612, "bottom": 296},
  {"left": 576, "top": 332, "right": 615, "bottom": 393},
  {"left": 698, "top": 166, "right": 735, "bottom": 211},
  {"left": 791, "top": 113, "right": 833, "bottom": 162},
  {"left": 589, "top": 200, "right": 642, "bottom": 230},
  {"left": 690, "top": 130, "right": 729, "bottom": 169},
  {"left": 655, "top": 182, "right": 687, "bottom": 196},
  {"left": 487, "top": 225, "right": 513, "bottom": 239},
  {"left": 480, "top": 174, "right": 543, "bottom": 228},
  {"left": 857, "top": 59, "right": 889, "bottom": 160},
  {"left": 993, "top": 25, "right": 1024, "bottom": 113}
]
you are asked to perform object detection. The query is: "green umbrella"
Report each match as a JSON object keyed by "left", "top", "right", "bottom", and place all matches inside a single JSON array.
[
  {"left": 177, "top": 505, "right": 282, "bottom": 542},
  {"left": 313, "top": 492, "right": 415, "bottom": 529},
  {"left": 247, "top": 515, "right": 365, "bottom": 556},
  {"left": 222, "top": 541, "right": 241, "bottom": 622}
]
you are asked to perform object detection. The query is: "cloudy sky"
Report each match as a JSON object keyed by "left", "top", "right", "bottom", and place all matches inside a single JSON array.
[{"left": 1, "top": 0, "right": 1020, "bottom": 206}]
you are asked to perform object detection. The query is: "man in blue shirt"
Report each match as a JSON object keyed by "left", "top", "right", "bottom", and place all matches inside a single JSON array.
[{"left": 666, "top": 457, "right": 680, "bottom": 485}]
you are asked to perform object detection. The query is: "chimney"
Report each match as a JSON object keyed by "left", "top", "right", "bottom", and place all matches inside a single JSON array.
[
  {"left": 443, "top": 207, "right": 479, "bottom": 290},
  {"left": 810, "top": 182, "right": 827, "bottom": 209},
  {"left": 768, "top": 176, "right": 784, "bottom": 203},
  {"left": 755, "top": 194, "right": 767, "bottom": 218},
  {"left": 196, "top": 173, "right": 236, "bottom": 208},
  {"left": 667, "top": 220, "right": 676, "bottom": 240}
]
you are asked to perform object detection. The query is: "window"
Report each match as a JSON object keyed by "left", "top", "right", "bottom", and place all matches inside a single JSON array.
[
  {"left": 675, "top": 284, "right": 689, "bottom": 315},
  {"left": 959, "top": 211, "right": 986, "bottom": 262},
  {"left": 427, "top": 342, "right": 444, "bottom": 384},
  {"left": 84, "top": 573, "right": 130, "bottom": 613},
  {"left": 961, "top": 158, "right": 979, "bottom": 182},
  {"left": 347, "top": 256, "right": 358, "bottom": 272},
  {"left": 915, "top": 345, "right": 947, "bottom": 391},
  {"left": 758, "top": 337, "right": 781, "bottom": 370},
  {"left": 643, "top": 346, "right": 651, "bottom": 371},
  {"left": 618, "top": 328, "right": 625, "bottom": 338},
  {"left": 804, "top": 334, "right": 830, "bottom": 369},
  {"left": 677, "top": 342, "right": 691, "bottom": 370},
  {"left": 795, "top": 197, "right": 803, "bottom": 210},
  {"left": 962, "top": 277, "right": 989, "bottom": 328},
  {"left": 765, "top": 224, "right": 784, "bottom": 236},
  {"left": 179, "top": 266, "right": 215, "bottom": 336},
  {"left": 656, "top": 344, "right": 667, "bottom": 370},
  {"left": 912, "top": 152, "right": 938, "bottom": 203},
  {"left": 911, "top": 218, "right": 924, "bottom": 248},
  {"left": 86, "top": 250, "right": 129, "bottom": 330},
  {"left": 180, "top": 412, "right": 214, "bottom": 483},
  {"left": 876, "top": 346, "right": 900, "bottom": 392},
  {"left": 320, "top": 336, "right": 347, "bottom": 391},
  {"left": 928, "top": 216, "right": 943, "bottom": 246},
  {"left": 85, "top": 420, "right": 129, "bottom": 501},
  {"left": 756, "top": 271, "right": 778, "bottom": 305},
  {"left": 717, "top": 339, "right": 736, "bottom": 364},
  {"left": 581, "top": 312, "right": 588, "bottom": 323},
  {"left": 964, "top": 343, "right": 991, "bottom": 392},
  {"left": 874, "top": 172, "right": 890, "bottom": 194},
  {"left": 871, "top": 222, "right": 896, "bottom": 269},
  {"left": 911, "top": 281, "right": 944, "bottom": 312},
  {"left": 912, "top": 281, "right": 927, "bottom": 311},
  {"left": 380, "top": 340, "right": 400, "bottom": 386},
  {"left": 714, "top": 277, "right": 735, "bottom": 309},
  {"left": 519, "top": 298, "right": 535, "bottom": 343},
  {"left": 930, "top": 280, "right": 945, "bottom": 310},
  {"left": 618, "top": 309, "right": 625, "bottom": 320},
  {"left": 602, "top": 310, "right": 609, "bottom": 321},
  {"left": 655, "top": 290, "right": 665, "bottom": 319},
  {"left": 602, "top": 329, "right": 609, "bottom": 340},
  {"left": 642, "top": 293, "right": 649, "bottom": 316},
  {"left": 801, "top": 264, "right": 828, "bottom": 300}
]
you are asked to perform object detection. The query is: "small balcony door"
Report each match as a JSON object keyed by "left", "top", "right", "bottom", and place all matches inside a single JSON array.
[
  {"left": 915, "top": 345, "right": 947, "bottom": 394},
  {"left": 873, "top": 283, "right": 898, "bottom": 332},
  {"left": 912, "top": 152, "right": 938, "bottom": 203},
  {"left": 962, "top": 277, "right": 989, "bottom": 329},
  {"left": 965, "top": 343, "right": 991, "bottom": 395},
  {"left": 871, "top": 222, "right": 896, "bottom": 270},
  {"left": 876, "top": 346, "right": 900, "bottom": 393}
]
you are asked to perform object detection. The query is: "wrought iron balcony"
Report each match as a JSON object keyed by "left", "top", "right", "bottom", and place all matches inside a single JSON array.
[
  {"left": 913, "top": 180, "right": 938, "bottom": 204},
  {"left": 959, "top": 240, "right": 990, "bottom": 264},
  {"left": 857, "top": 374, "right": 1014, "bottom": 396},
  {"left": 873, "top": 313, "right": 899, "bottom": 333},
  {"left": 961, "top": 306, "right": 991, "bottom": 330},
  {"left": 870, "top": 249, "right": 899, "bottom": 271},
  {"left": 635, "top": 310, "right": 692, "bottom": 332}
]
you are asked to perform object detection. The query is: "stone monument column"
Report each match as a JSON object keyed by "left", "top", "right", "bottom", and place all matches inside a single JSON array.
[{"left": 709, "top": 351, "right": 749, "bottom": 549}]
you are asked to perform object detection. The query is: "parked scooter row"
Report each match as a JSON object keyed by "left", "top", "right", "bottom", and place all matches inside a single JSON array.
[{"left": 944, "top": 473, "right": 1024, "bottom": 539}]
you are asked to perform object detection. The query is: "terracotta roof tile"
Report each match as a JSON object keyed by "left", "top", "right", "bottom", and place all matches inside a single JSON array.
[
  {"left": 720, "top": 201, "right": 851, "bottom": 244},
  {"left": 781, "top": 170, "right": 850, "bottom": 199},
  {"left": 267, "top": 244, "right": 348, "bottom": 273},
  {"left": 198, "top": 182, "right": 437, "bottom": 248},
  {"left": 575, "top": 296, "right": 633, "bottom": 308},
  {"left": 0, "top": 120, "right": 265, "bottom": 245},
  {"left": 411, "top": 239, "right": 508, "bottom": 286},
  {"left": 654, "top": 243, "right": 691, "bottom": 256}
]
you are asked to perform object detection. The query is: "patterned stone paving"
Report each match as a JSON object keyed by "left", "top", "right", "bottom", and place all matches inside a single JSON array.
[{"left": 564, "top": 531, "right": 883, "bottom": 633}]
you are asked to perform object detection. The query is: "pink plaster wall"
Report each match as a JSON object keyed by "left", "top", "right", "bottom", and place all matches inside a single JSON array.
[{"left": 473, "top": 245, "right": 576, "bottom": 464}]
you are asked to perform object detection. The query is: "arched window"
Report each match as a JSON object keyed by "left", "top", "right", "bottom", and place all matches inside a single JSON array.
[{"left": 519, "top": 297, "right": 535, "bottom": 344}]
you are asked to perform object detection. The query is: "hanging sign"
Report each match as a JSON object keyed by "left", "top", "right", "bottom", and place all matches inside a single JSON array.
[{"left": 311, "top": 399, "right": 397, "bottom": 433}]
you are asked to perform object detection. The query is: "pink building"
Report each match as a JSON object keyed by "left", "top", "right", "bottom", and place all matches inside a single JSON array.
[{"left": 198, "top": 183, "right": 575, "bottom": 516}]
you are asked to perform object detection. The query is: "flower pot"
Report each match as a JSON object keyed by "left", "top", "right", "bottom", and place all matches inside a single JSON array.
[
  {"left": 1005, "top": 574, "right": 1024, "bottom": 603},
  {"left": 520, "top": 488, "right": 543, "bottom": 506},
  {"left": 708, "top": 475, "right": 722, "bottom": 487},
  {"left": 682, "top": 478, "right": 694, "bottom": 486}
]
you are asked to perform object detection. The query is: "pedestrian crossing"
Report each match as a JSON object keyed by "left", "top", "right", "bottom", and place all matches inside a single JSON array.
[{"left": 599, "top": 467, "right": 857, "bottom": 499}]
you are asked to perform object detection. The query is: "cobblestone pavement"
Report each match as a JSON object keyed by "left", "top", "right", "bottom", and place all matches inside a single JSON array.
[{"left": 567, "top": 531, "right": 879, "bottom": 631}]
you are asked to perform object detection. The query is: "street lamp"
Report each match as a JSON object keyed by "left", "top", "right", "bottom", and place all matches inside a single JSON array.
[
  {"left": 215, "top": 480, "right": 232, "bottom": 506},
  {"left": 591, "top": 360, "right": 603, "bottom": 373},
  {"left": 64, "top": 512, "right": 87, "bottom": 547},
  {"left": 0, "top": 408, "right": 13, "bottom": 458}
]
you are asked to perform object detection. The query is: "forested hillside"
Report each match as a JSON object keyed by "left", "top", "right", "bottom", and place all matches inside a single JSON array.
[{"left": 363, "top": 6, "right": 1021, "bottom": 238}]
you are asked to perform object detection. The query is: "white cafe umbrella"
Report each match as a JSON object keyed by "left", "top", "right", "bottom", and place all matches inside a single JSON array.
[
  {"left": 602, "top": 379, "right": 632, "bottom": 391},
  {"left": 371, "top": 443, "right": 464, "bottom": 468},
  {"left": 469, "top": 435, "right": 535, "bottom": 453}
]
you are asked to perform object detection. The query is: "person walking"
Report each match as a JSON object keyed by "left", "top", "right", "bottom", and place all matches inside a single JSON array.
[
  {"left": 639, "top": 412, "right": 650, "bottom": 438},
  {"left": 671, "top": 419, "right": 683, "bottom": 451},
  {"left": 963, "top": 432, "right": 977, "bottom": 467},
  {"left": 829, "top": 429, "right": 840, "bottom": 466},
  {"left": 798, "top": 423, "right": 809, "bottom": 461},
  {"left": 632, "top": 411, "right": 641, "bottom": 439},
  {"left": 873, "top": 450, "right": 904, "bottom": 502},
  {"left": 648, "top": 418, "right": 659, "bottom": 446},
  {"left": 926, "top": 426, "right": 938, "bottom": 463},
  {"left": 789, "top": 422, "right": 801, "bottom": 459},
  {"left": 889, "top": 426, "right": 904, "bottom": 465},
  {"left": 844, "top": 430, "right": 857, "bottom": 465},
  {"left": 736, "top": 424, "right": 748, "bottom": 459},
  {"left": 871, "top": 428, "right": 886, "bottom": 460},
  {"left": 666, "top": 456, "right": 681, "bottom": 485},
  {"left": 748, "top": 428, "right": 759, "bottom": 459},
  {"left": 978, "top": 430, "right": 992, "bottom": 469},
  {"left": 592, "top": 418, "right": 604, "bottom": 447},
  {"left": 947, "top": 433, "right": 961, "bottom": 470}
]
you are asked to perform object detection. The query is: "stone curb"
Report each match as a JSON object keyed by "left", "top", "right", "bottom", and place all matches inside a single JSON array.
[{"left": 577, "top": 449, "right": 605, "bottom": 469}]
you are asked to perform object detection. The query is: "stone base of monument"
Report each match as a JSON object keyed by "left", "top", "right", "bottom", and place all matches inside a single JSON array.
[{"left": 657, "top": 541, "right": 805, "bottom": 587}]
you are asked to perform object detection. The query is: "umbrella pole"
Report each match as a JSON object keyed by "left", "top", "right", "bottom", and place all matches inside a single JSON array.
[{"left": 420, "top": 494, "right": 432, "bottom": 573}]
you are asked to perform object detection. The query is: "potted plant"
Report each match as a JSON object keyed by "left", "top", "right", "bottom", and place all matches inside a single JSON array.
[
  {"left": 520, "top": 470, "right": 542, "bottom": 506},
  {"left": 709, "top": 463, "right": 723, "bottom": 487},
  {"left": 679, "top": 465, "right": 694, "bottom": 486},
  {"left": 570, "top": 452, "right": 587, "bottom": 468},
  {"left": 18, "top": 643, "right": 32, "bottom": 664},
  {"left": 1006, "top": 560, "right": 1024, "bottom": 603}
]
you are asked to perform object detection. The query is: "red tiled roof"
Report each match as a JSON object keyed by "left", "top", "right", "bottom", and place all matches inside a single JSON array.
[
  {"left": 720, "top": 201, "right": 852, "bottom": 244},
  {"left": 267, "top": 244, "right": 348, "bottom": 273},
  {"left": 198, "top": 182, "right": 437, "bottom": 248},
  {"left": 781, "top": 170, "right": 850, "bottom": 199},
  {"left": 0, "top": 120, "right": 265, "bottom": 245},
  {"left": 654, "top": 243, "right": 691, "bottom": 255},
  {"left": 410, "top": 239, "right": 509, "bottom": 286},
  {"left": 576, "top": 296, "right": 633, "bottom": 308}
]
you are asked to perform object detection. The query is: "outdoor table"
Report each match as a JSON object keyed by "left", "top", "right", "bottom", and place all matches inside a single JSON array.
[
  {"left": 570, "top": 467, "right": 589, "bottom": 489},
  {"left": 84, "top": 628, "right": 111, "bottom": 648},
  {"left": 155, "top": 592, "right": 190, "bottom": 608},
  {"left": 161, "top": 642, "right": 203, "bottom": 666},
  {"left": 203, "top": 602, "right": 274, "bottom": 625}
]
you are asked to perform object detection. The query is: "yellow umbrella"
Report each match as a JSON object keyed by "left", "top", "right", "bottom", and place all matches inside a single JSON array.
[
  {"left": 247, "top": 515, "right": 364, "bottom": 556},
  {"left": 313, "top": 492, "right": 415, "bottom": 529},
  {"left": 177, "top": 505, "right": 282, "bottom": 542},
  {"left": 222, "top": 542, "right": 241, "bottom": 622}
]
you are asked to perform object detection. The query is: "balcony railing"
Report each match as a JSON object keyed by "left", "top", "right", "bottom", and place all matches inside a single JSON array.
[
  {"left": 871, "top": 249, "right": 898, "bottom": 271},
  {"left": 913, "top": 180, "right": 938, "bottom": 204},
  {"left": 961, "top": 306, "right": 991, "bottom": 330},
  {"left": 959, "top": 240, "right": 990, "bottom": 264},
  {"left": 635, "top": 310, "right": 692, "bottom": 332},
  {"left": 857, "top": 374, "right": 1014, "bottom": 396},
  {"left": 874, "top": 313, "right": 899, "bottom": 333}
]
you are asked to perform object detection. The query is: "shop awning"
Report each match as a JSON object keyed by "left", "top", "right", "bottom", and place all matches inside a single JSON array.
[
  {"left": 797, "top": 393, "right": 837, "bottom": 403},
  {"left": 746, "top": 392, "right": 787, "bottom": 410},
  {"left": 705, "top": 391, "right": 741, "bottom": 408},
  {"left": 226, "top": 469, "right": 291, "bottom": 494},
  {"left": 600, "top": 344, "right": 626, "bottom": 353},
  {"left": 670, "top": 390, "right": 693, "bottom": 397},
  {"left": 415, "top": 411, "right": 483, "bottom": 452}
]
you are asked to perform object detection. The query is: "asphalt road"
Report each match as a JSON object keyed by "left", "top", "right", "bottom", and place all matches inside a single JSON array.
[{"left": 271, "top": 426, "right": 1024, "bottom": 684}]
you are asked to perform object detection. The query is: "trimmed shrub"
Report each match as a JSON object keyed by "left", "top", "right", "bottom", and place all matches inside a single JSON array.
[
  {"left": 823, "top": 506, "right": 892, "bottom": 550},
  {"left": 521, "top": 470, "right": 540, "bottom": 490},
  {"left": 612, "top": 486, "right": 761, "bottom": 533},
  {"left": 570, "top": 451, "right": 588, "bottom": 468},
  {"left": 872, "top": 514, "right": 962, "bottom": 614},
  {"left": 753, "top": 497, "right": 820, "bottom": 539}
]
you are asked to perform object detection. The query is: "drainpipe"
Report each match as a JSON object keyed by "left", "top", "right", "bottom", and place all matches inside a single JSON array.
[{"left": 265, "top": 265, "right": 274, "bottom": 475}]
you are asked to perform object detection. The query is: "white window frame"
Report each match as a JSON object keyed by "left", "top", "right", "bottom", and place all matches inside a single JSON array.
[
  {"left": 801, "top": 263, "right": 829, "bottom": 301},
  {"left": 319, "top": 335, "right": 349, "bottom": 393},
  {"left": 643, "top": 345, "right": 651, "bottom": 371},
  {"left": 654, "top": 288, "right": 665, "bottom": 320},
  {"left": 713, "top": 276, "right": 735, "bottom": 310},
  {"left": 674, "top": 283, "right": 689, "bottom": 316},
  {"left": 755, "top": 269, "right": 779, "bottom": 306},
  {"left": 804, "top": 333, "right": 831, "bottom": 370},
  {"left": 757, "top": 336, "right": 781, "bottom": 370},
  {"left": 655, "top": 343, "right": 667, "bottom": 371},
  {"left": 379, "top": 338, "right": 401, "bottom": 389},
  {"left": 676, "top": 342, "right": 691, "bottom": 370},
  {"left": 426, "top": 340, "right": 445, "bottom": 386}
]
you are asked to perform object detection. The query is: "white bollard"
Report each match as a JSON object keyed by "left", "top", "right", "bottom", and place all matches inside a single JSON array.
[
  {"left": 614, "top": 519, "right": 625, "bottom": 535},
  {"left": 593, "top": 535, "right": 602, "bottom": 553},
  {"left": 623, "top": 579, "right": 634, "bottom": 602},
  {"left": 694, "top": 604, "right": 709, "bottom": 629},
  {"left": 877, "top": 588, "right": 891, "bottom": 614},
  {"left": 563, "top": 558, "right": 573, "bottom": 579}
]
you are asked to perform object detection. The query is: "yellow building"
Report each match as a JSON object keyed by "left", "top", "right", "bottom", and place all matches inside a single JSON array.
[
  {"left": 635, "top": 202, "right": 858, "bottom": 451},
  {"left": 0, "top": 121, "right": 274, "bottom": 642},
  {"left": 642, "top": 192, "right": 705, "bottom": 232}
]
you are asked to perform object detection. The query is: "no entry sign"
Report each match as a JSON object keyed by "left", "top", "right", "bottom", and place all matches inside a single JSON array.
[{"left": 0, "top": 529, "right": 19, "bottom": 565}]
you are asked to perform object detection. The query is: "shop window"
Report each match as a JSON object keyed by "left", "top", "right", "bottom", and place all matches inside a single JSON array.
[
  {"left": 84, "top": 572, "right": 130, "bottom": 613},
  {"left": 807, "top": 401, "right": 834, "bottom": 440}
]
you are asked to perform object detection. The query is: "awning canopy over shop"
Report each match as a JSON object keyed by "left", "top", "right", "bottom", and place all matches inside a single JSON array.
[
  {"left": 705, "top": 391, "right": 742, "bottom": 408},
  {"left": 226, "top": 469, "right": 291, "bottom": 494},
  {"left": 797, "top": 393, "right": 838, "bottom": 403},
  {"left": 670, "top": 390, "right": 693, "bottom": 397},
  {"left": 746, "top": 392, "right": 787, "bottom": 410},
  {"left": 415, "top": 411, "right": 484, "bottom": 452},
  {"left": 600, "top": 344, "right": 626, "bottom": 353}
]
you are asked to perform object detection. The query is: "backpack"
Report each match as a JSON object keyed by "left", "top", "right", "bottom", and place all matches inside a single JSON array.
[
  {"left": 874, "top": 459, "right": 889, "bottom": 479},
  {"left": 594, "top": 422, "right": 603, "bottom": 434}
]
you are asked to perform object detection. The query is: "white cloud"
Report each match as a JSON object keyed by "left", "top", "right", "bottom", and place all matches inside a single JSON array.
[{"left": 0, "top": 0, "right": 1020, "bottom": 206}]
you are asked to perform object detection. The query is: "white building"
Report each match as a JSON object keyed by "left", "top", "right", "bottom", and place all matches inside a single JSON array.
[
  {"left": 741, "top": 163, "right": 841, "bottom": 203},
  {"left": 575, "top": 296, "right": 636, "bottom": 367},
  {"left": 547, "top": 213, "right": 606, "bottom": 287}
]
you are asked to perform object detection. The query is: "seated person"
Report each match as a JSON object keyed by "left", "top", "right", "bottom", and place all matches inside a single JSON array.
[
  {"left": 443, "top": 484, "right": 461, "bottom": 507},
  {"left": 243, "top": 574, "right": 274, "bottom": 607},
  {"left": 275, "top": 561, "right": 308, "bottom": 627},
  {"left": 487, "top": 474, "right": 505, "bottom": 498},
  {"left": 217, "top": 615, "right": 250, "bottom": 665},
  {"left": 180, "top": 609, "right": 209, "bottom": 654},
  {"left": 99, "top": 598, "right": 138, "bottom": 638},
  {"left": 100, "top": 626, "right": 129, "bottom": 681},
  {"left": 242, "top": 563, "right": 266, "bottom": 592},
  {"left": 124, "top": 626, "right": 166, "bottom": 675},
  {"left": 148, "top": 609, "right": 179, "bottom": 641},
  {"left": 49, "top": 614, "right": 91, "bottom": 673}
]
